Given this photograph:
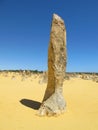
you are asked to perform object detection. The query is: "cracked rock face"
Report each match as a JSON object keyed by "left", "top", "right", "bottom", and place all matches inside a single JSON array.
[{"left": 38, "top": 14, "right": 67, "bottom": 116}]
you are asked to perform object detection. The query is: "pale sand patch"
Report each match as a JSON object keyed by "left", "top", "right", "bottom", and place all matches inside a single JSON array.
[{"left": 0, "top": 74, "right": 98, "bottom": 130}]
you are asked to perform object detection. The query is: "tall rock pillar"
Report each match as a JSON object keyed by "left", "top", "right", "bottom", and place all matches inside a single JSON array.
[{"left": 39, "top": 14, "right": 67, "bottom": 116}]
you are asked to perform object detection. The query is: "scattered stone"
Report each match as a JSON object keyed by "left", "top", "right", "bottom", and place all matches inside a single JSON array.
[
  {"left": 39, "top": 71, "right": 48, "bottom": 84},
  {"left": 11, "top": 75, "right": 16, "bottom": 80},
  {"left": 96, "top": 80, "right": 98, "bottom": 83},
  {"left": 92, "top": 77, "right": 98, "bottom": 83},
  {"left": 64, "top": 74, "right": 70, "bottom": 80},
  {"left": 81, "top": 74, "right": 91, "bottom": 80}
]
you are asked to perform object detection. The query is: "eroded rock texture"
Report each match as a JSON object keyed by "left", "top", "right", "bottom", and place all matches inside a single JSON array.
[{"left": 39, "top": 14, "right": 67, "bottom": 116}]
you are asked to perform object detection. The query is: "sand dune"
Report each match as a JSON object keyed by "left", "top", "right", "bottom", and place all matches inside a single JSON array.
[{"left": 0, "top": 72, "right": 98, "bottom": 130}]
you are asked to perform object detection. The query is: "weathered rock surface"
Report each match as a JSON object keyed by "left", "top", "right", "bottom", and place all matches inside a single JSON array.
[{"left": 38, "top": 14, "right": 67, "bottom": 116}]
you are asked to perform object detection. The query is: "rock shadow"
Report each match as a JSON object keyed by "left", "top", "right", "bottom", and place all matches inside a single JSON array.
[{"left": 20, "top": 99, "right": 41, "bottom": 110}]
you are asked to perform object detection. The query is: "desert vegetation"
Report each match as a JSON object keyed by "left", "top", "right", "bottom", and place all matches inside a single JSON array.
[{"left": 0, "top": 70, "right": 98, "bottom": 83}]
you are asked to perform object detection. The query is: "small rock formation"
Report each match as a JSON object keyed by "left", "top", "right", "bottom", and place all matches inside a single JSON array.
[
  {"left": 38, "top": 14, "right": 67, "bottom": 116},
  {"left": 92, "top": 77, "right": 98, "bottom": 83},
  {"left": 39, "top": 71, "right": 48, "bottom": 84}
]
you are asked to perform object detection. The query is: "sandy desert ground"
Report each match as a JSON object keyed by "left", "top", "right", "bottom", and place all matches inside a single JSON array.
[{"left": 0, "top": 72, "right": 98, "bottom": 130}]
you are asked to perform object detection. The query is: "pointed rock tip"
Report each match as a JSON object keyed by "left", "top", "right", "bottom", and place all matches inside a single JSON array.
[{"left": 53, "top": 13, "right": 64, "bottom": 22}]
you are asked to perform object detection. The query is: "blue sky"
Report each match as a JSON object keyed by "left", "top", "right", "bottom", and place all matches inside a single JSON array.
[{"left": 0, "top": 0, "right": 98, "bottom": 72}]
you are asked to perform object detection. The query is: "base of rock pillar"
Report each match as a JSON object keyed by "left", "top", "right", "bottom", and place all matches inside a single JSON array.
[{"left": 38, "top": 93, "right": 66, "bottom": 116}]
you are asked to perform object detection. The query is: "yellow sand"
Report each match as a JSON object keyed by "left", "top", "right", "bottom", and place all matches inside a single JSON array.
[{"left": 0, "top": 73, "right": 98, "bottom": 130}]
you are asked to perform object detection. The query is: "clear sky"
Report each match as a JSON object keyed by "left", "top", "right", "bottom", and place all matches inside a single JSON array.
[{"left": 0, "top": 0, "right": 98, "bottom": 72}]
